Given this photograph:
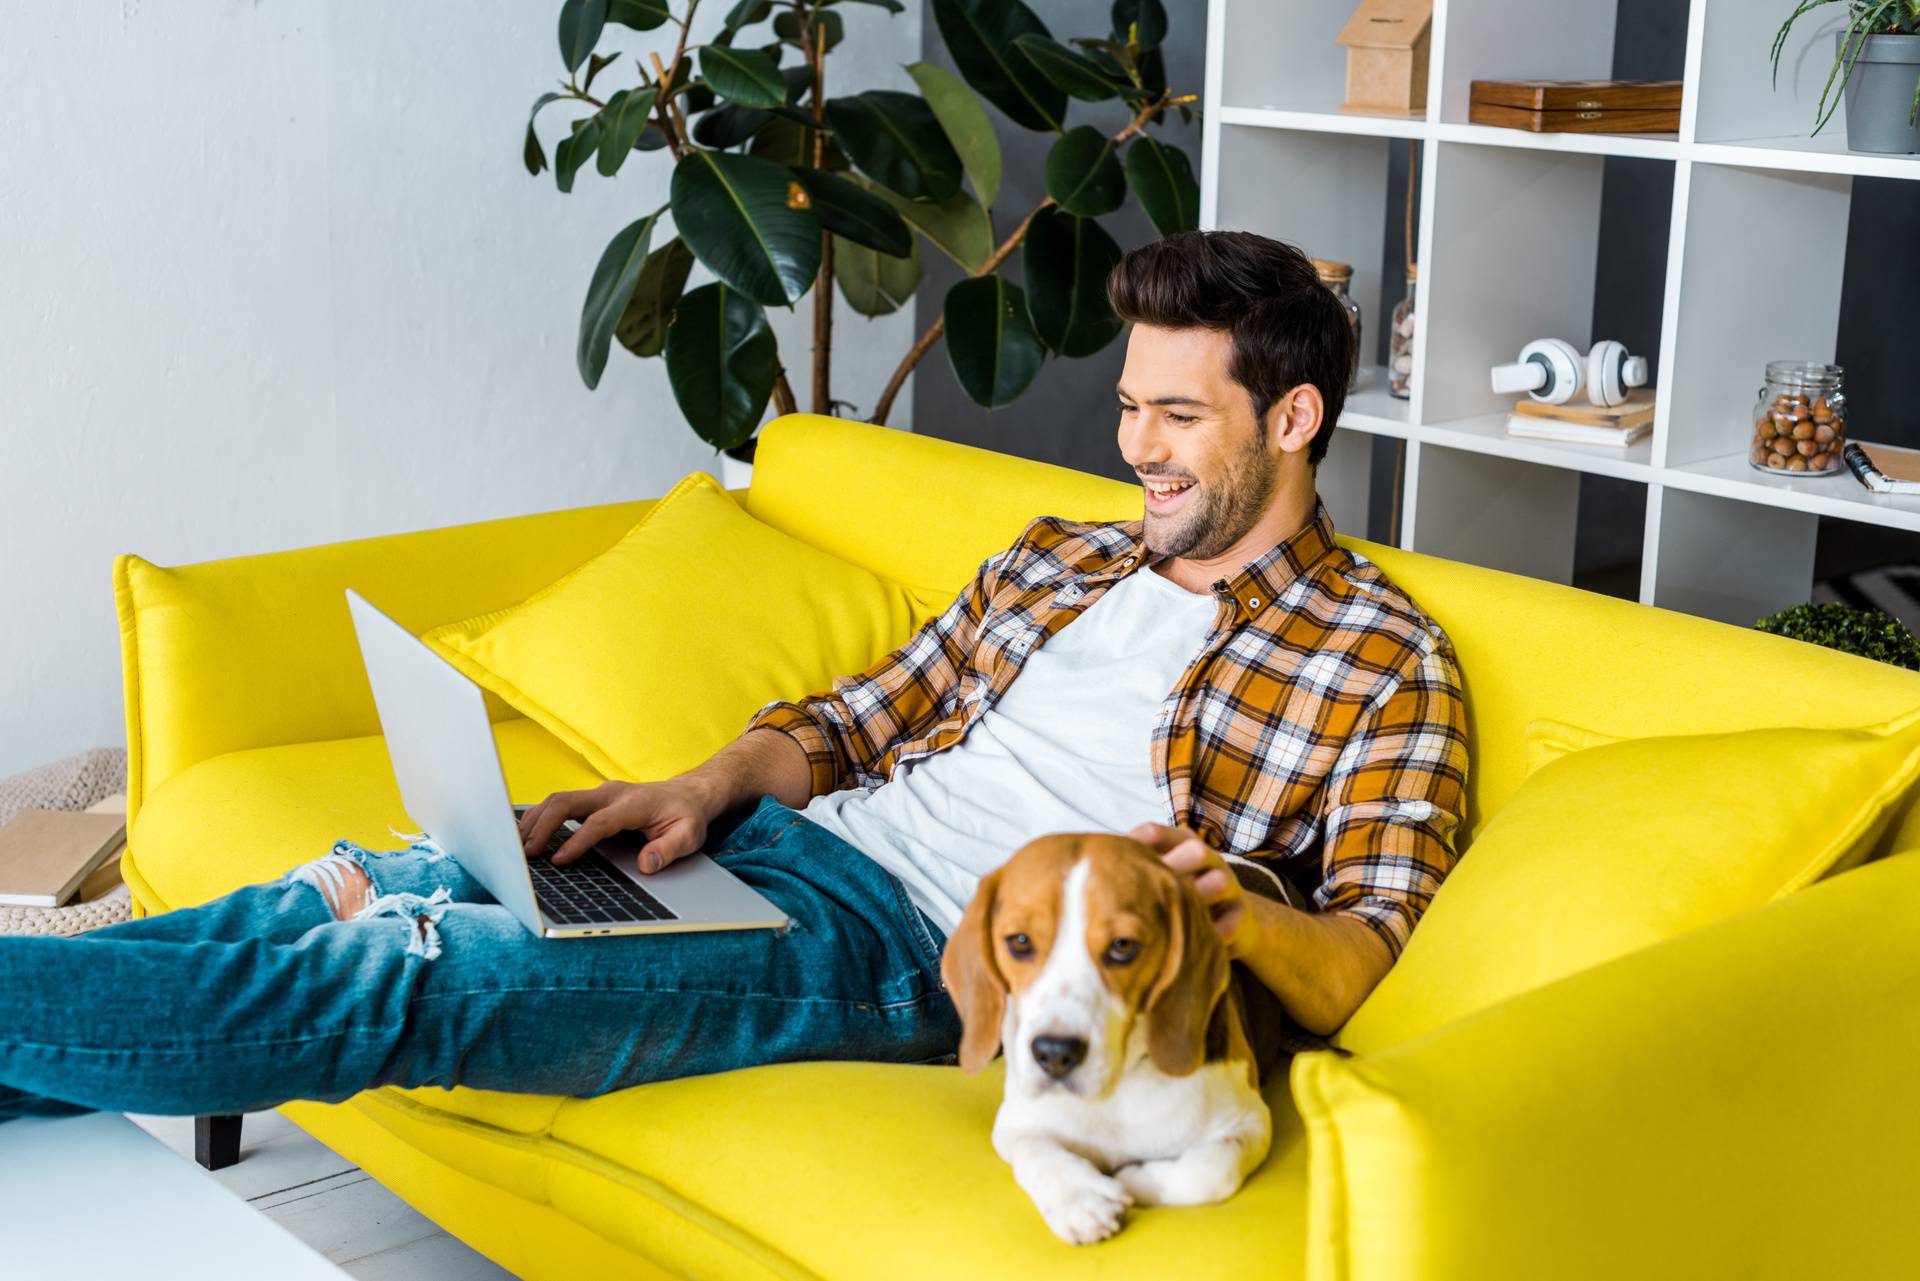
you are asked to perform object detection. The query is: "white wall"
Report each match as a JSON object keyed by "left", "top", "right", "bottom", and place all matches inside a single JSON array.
[{"left": 0, "top": 1, "right": 920, "bottom": 780}]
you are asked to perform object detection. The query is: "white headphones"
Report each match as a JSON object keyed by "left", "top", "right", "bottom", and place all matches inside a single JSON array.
[{"left": 1490, "top": 338, "right": 1650, "bottom": 408}]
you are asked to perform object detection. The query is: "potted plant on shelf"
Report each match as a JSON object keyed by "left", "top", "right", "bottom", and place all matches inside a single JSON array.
[
  {"left": 524, "top": 0, "right": 1200, "bottom": 476},
  {"left": 1757, "top": 601, "right": 1920, "bottom": 669},
  {"left": 1771, "top": 0, "right": 1920, "bottom": 153}
]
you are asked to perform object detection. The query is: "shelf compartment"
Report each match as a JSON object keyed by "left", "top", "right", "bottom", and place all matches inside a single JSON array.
[
  {"left": 1407, "top": 444, "right": 1585, "bottom": 584},
  {"left": 1214, "top": 1, "right": 1429, "bottom": 124},
  {"left": 1648, "top": 484, "right": 1817, "bottom": 626},
  {"left": 1662, "top": 162, "right": 1850, "bottom": 469},
  {"left": 1340, "top": 365, "right": 1413, "bottom": 438},
  {"left": 1435, "top": 0, "right": 1635, "bottom": 126}
]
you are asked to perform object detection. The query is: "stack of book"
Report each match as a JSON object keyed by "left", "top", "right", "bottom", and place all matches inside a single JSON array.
[
  {"left": 0, "top": 809, "right": 127, "bottom": 908},
  {"left": 1505, "top": 393, "right": 1655, "bottom": 448}
]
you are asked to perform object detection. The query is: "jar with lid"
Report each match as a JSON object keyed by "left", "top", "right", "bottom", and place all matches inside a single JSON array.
[
  {"left": 1387, "top": 263, "right": 1416, "bottom": 399},
  {"left": 1750, "top": 361, "right": 1847, "bottom": 476},
  {"left": 1311, "top": 258, "right": 1361, "bottom": 391}
]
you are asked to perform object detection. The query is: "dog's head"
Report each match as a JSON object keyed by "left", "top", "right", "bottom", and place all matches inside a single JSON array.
[{"left": 939, "top": 832, "right": 1231, "bottom": 1099}]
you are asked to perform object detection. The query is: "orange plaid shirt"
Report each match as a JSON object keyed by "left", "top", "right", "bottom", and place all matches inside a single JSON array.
[{"left": 745, "top": 502, "right": 1469, "bottom": 959}]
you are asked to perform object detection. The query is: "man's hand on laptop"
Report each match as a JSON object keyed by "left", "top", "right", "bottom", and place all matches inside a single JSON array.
[{"left": 519, "top": 780, "right": 712, "bottom": 873}]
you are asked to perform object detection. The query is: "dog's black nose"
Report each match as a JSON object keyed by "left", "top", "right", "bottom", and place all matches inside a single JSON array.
[{"left": 1030, "top": 1035, "right": 1087, "bottom": 1079}]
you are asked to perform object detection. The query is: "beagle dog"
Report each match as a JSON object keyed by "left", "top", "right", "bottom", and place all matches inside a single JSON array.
[{"left": 940, "top": 832, "right": 1272, "bottom": 1245}]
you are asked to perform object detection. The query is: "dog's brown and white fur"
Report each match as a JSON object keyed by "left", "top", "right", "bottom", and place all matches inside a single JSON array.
[{"left": 940, "top": 833, "right": 1272, "bottom": 1244}]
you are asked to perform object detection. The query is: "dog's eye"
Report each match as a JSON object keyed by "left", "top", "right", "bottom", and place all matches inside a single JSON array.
[
  {"left": 1104, "top": 938, "right": 1140, "bottom": 965},
  {"left": 1004, "top": 932, "right": 1034, "bottom": 959}
]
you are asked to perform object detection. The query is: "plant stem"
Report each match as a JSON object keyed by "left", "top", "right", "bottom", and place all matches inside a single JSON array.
[
  {"left": 809, "top": 12, "right": 833, "bottom": 414},
  {"left": 647, "top": 0, "right": 702, "bottom": 159},
  {"left": 773, "top": 364, "right": 797, "bottom": 417},
  {"left": 869, "top": 92, "right": 1174, "bottom": 426}
]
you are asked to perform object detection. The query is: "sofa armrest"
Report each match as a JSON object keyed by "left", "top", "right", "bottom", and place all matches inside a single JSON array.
[
  {"left": 1291, "top": 851, "right": 1920, "bottom": 1281},
  {"left": 114, "top": 496, "right": 679, "bottom": 819}
]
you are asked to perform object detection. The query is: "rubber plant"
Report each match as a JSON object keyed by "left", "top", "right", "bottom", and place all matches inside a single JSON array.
[{"left": 524, "top": 0, "right": 1199, "bottom": 458}]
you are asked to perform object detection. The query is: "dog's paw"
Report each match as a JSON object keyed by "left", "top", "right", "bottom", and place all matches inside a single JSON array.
[
  {"left": 1031, "top": 1169, "right": 1132, "bottom": 1245},
  {"left": 1113, "top": 1153, "right": 1242, "bottom": 1207}
]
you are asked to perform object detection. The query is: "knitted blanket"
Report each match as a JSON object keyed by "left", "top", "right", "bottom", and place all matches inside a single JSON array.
[{"left": 0, "top": 747, "right": 131, "bottom": 937}]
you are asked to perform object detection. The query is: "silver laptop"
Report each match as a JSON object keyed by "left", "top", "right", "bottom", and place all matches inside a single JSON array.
[{"left": 344, "top": 588, "right": 791, "bottom": 939}]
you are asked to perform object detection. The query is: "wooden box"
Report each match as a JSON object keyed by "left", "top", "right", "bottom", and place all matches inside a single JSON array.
[
  {"left": 1468, "top": 79, "right": 1683, "bottom": 133},
  {"left": 1337, "top": 0, "right": 1432, "bottom": 117}
]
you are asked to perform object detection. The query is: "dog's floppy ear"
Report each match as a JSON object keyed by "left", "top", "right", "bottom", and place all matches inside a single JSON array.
[
  {"left": 1144, "top": 865, "right": 1231, "bottom": 1076},
  {"left": 941, "top": 864, "right": 1008, "bottom": 1073}
]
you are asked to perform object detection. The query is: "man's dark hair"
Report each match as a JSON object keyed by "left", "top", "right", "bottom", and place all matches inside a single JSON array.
[{"left": 1106, "top": 230, "right": 1352, "bottom": 466}]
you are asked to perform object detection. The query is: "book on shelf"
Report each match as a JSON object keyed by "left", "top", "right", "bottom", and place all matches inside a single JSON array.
[
  {"left": 0, "top": 809, "right": 127, "bottom": 908},
  {"left": 1505, "top": 392, "right": 1655, "bottom": 447},
  {"left": 1843, "top": 441, "right": 1920, "bottom": 495}
]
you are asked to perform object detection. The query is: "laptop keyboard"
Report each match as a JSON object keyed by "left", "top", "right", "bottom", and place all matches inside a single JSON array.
[{"left": 526, "top": 830, "right": 678, "bottom": 926}]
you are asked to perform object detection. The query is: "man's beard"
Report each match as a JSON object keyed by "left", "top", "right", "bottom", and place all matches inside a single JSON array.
[{"left": 1143, "top": 425, "right": 1279, "bottom": 561}]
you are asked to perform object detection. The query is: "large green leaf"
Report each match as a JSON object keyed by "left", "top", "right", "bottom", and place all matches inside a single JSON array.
[
  {"left": 1011, "top": 34, "right": 1120, "bottom": 102},
  {"left": 665, "top": 282, "right": 778, "bottom": 450},
  {"left": 554, "top": 117, "right": 602, "bottom": 192},
  {"left": 577, "top": 210, "right": 662, "bottom": 389},
  {"left": 700, "top": 45, "right": 787, "bottom": 109},
  {"left": 870, "top": 181, "right": 992, "bottom": 272},
  {"left": 748, "top": 115, "right": 849, "bottom": 169},
  {"left": 1044, "top": 125, "right": 1125, "bottom": 216},
  {"left": 1124, "top": 136, "right": 1198, "bottom": 236},
  {"left": 825, "top": 0, "right": 905, "bottom": 10},
  {"left": 793, "top": 169, "right": 912, "bottom": 256},
  {"left": 608, "top": 0, "right": 672, "bottom": 31},
  {"left": 721, "top": 0, "right": 774, "bottom": 32},
  {"left": 558, "top": 0, "right": 608, "bottom": 72},
  {"left": 616, "top": 236, "right": 696, "bottom": 358},
  {"left": 930, "top": 0, "right": 1067, "bottom": 133},
  {"left": 596, "top": 87, "right": 660, "bottom": 176},
  {"left": 523, "top": 91, "right": 564, "bottom": 175},
  {"left": 692, "top": 102, "right": 772, "bottom": 148},
  {"left": 905, "top": 61, "right": 1000, "bottom": 207},
  {"left": 1022, "top": 208, "right": 1123, "bottom": 358},
  {"left": 945, "top": 274, "right": 1045, "bottom": 408},
  {"left": 774, "top": 7, "right": 843, "bottom": 52},
  {"left": 1110, "top": 0, "right": 1167, "bottom": 50},
  {"left": 834, "top": 233, "right": 922, "bottom": 316},
  {"left": 824, "top": 91, "right": 963, "bottom": 202},
  {"left": 670, "top": 150, "right": 822, "bottom": 306}
]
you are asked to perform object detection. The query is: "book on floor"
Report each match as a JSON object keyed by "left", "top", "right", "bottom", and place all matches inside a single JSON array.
[
  {"left": 1843, "top": 442, "right": 1920, "bottom": 495},
  {"left": 0, "top": 809, "right": 128, "bottom": 907}
]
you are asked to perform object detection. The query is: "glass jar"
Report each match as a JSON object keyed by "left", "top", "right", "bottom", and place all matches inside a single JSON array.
[
  {"left": 1312, "top": 258, "right": 1361, "bottom": 391},
  {"left": 1750, "top": 361, "right": 1847, "bottom": 476},
  {"left": 1387, "top": 263, "right": 1417, "bottom": 399}
]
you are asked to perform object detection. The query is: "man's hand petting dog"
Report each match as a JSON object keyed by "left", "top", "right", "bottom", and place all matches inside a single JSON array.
[
  {"left": 517, "top": 779, "right": 712, "bottom": 871},
  {"left": 1128, "top": 822, "right": 1259, "bottom": 958}
]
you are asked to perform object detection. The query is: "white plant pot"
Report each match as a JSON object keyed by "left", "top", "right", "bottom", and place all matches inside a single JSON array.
[{"left": 718, "top": 445, "right": 754, "bottom": 491}]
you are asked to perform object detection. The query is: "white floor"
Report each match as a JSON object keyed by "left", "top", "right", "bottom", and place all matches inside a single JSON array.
[{"left": 128, "top": 1111, "right": 517, "bottom": 1280}]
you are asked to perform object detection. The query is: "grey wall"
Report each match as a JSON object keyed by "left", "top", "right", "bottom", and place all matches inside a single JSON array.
[{"left": 911, "top": 0, "right": 1920, "bottom": 593}]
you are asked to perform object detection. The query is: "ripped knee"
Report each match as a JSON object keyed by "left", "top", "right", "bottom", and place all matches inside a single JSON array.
[
  {"left": 291, "top": 852, "right": 376, "bottom": 920},
  {"left": 288, "top": 845, "right": 455, "bottom": 959}
]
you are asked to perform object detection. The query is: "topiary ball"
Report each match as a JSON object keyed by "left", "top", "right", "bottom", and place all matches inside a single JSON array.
[{"left": 1755, "top": 602, "right": 1920, "bottom": 671}]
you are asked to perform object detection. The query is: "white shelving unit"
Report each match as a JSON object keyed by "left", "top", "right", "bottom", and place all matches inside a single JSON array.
[{"left": 1202, "top": 0, "right": 1920, "bottom": 625}]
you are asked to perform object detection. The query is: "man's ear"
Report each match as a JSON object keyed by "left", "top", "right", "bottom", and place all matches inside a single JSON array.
[
  {"left": 1144, "top": 867, "right": 1231, "bottom": 1076},
  {"left": 1271, "top": 384, "right": 1325, "bottom": 459},
  {"left": 940, "top": 864, "right": 1007, "bottom": 1073}
]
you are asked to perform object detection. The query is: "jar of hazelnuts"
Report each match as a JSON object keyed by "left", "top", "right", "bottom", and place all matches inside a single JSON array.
[{"left": 1750, "top": 361, "right": 1847, "bottom": 476}]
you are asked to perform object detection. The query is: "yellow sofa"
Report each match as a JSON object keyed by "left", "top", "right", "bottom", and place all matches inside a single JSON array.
[{"left": 114, "top": 415, "right": 1920, "bottom": 1279}]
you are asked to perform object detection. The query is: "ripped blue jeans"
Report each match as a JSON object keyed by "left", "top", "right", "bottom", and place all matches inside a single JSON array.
[{"left": 0, "top": 795, "right": 959, "bottom": 1122}]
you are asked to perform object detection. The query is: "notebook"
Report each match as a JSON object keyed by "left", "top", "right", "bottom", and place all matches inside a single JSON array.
[
  {"left": 0, "top": 809, "right": 128, "bottom": 907},
  {"left": 1843, "top": 442, "right": 1920, "bottom": 495}
]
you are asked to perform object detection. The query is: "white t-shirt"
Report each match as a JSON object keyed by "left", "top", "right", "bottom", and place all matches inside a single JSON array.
[{"left": 799, "top": 563, "right": 1220, "bottom": 936}]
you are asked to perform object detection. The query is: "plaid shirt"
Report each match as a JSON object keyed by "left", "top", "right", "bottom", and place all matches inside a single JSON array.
[{"left": 745, "top": 502, "right": 1469, "bottom": 960}]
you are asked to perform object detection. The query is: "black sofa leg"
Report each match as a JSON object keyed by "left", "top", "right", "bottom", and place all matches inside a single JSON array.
[{"left": 195, "top": 1114, "right": 243, "bottom": 1171}]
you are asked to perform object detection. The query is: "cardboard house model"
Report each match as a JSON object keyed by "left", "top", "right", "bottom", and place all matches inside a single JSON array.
[{"left": 1337, "top": 0, "right": 1433, "bottom": 117}]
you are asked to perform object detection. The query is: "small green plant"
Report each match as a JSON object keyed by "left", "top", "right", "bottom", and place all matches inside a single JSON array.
[
  {"left": 1771, "top": 0, "right": 1920, "bottom": 134},
  {"left": 1755, "top": 601, "right": 1920, "bottom": 669}
]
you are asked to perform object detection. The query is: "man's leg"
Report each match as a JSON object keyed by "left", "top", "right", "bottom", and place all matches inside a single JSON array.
[{"left": 0, "top": 797, "right": 959, "bottom": 1119}]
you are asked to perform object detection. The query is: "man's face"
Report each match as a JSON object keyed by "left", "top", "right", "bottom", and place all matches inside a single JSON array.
[{"left": 1116, "top": 324, "right": 1281, "bottom": 561}]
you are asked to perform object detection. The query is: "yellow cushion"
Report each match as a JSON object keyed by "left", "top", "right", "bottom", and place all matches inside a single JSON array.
[
  {"left": 419, "top": 470, "right": 921, "bottom": 783},
  {"left": 1336, "top": 711, "right": 1920, "bottom": 1055}
]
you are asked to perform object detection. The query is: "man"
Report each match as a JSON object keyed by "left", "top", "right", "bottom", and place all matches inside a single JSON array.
[{"left": 0, "top": 231, "right": 1465, "bottom": 1123}]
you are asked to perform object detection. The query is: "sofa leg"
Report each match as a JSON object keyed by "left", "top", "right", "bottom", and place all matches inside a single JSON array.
[{"left": 195, "top": 1114, "right": 243, "bottom": 1171}]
